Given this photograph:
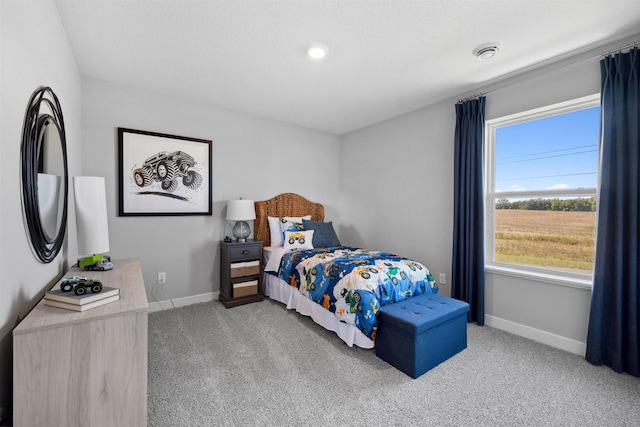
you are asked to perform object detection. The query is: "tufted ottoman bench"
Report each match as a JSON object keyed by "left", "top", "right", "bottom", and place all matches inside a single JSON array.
[{"left": 375, "top": 293, "right": 470, "bottom": 378}]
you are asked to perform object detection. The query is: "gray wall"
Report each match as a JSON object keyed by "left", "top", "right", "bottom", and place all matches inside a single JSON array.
[
  {"left": 339, "top": 101, "right": 455, "bottom": 297},
  {"left": 339, "top": 55, "right": 603, "bottom": 354},
  {"left": 0, "top": 0, "right": 83, "bottom": 418},
  {"left": 81, "top": 77, "right": 341, "bottom": 305}
]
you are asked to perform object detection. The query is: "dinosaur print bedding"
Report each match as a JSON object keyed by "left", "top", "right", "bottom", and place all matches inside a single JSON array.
[{"left": 276, "top": 247, "right": 438, "bottom": 340}]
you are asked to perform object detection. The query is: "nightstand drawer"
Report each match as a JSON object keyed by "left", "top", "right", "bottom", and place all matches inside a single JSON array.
[
  {"left": 230, "top": 260, "right": 260, "bottom": 278},
  {"left": 229, "top": 244, "right": 261, "bottom": 261},
  {"left": 233, "top": 280, "right": 258, "bottom": 297}
]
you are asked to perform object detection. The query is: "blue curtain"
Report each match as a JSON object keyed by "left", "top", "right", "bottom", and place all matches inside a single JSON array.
[
  {"left": 586, "top": 48, "right": 639, "bottom": 377},
  {"left": 452, "top": 97, "right": 486, "bottom": 325}
]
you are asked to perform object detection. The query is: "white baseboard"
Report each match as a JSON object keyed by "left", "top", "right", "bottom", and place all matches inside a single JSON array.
[
  {"left": 485, "top": 315, "right": 586, "bottom": 357},
  {"left": 148, "top": 291, "right": 219, "bottom": 313}
]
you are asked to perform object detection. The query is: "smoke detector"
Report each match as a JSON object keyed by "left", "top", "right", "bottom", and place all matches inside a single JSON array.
[{"left": 473, "top": 43, "right": 500, "bottom": 60}]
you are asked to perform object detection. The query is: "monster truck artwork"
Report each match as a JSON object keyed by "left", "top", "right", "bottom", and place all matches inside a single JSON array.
[{"left": 132, "top": 151, "right": 203, "bottom": 193}]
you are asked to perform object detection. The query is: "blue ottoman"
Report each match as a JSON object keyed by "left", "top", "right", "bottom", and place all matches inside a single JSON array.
[{"left": 375, "top": 293, "right": 470, "bottom": 378}]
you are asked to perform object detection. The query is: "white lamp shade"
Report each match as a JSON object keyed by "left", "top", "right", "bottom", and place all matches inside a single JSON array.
[
  {"left": 74, "top": 176, "right": 110, "bottom": 256},
  {"left": 226, "top": 199, "right": 256, "bottom": 221}
]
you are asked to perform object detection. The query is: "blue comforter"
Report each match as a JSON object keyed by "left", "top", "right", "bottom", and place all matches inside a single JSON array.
[{"left": 277, "top": 247, "right": 438, "bottom": 340}]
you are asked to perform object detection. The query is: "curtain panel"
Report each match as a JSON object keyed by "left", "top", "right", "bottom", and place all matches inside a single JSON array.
[
  {"left": 452, "top": 97, "right": 486, "bottom": 325},
  {"left": 586, "top": 48, "right": 639, "bottom": 377}
]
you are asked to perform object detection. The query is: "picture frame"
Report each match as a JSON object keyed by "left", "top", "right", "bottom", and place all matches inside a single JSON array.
[{"left": 118, "top": 128, "right": 212, "bottom": 216}]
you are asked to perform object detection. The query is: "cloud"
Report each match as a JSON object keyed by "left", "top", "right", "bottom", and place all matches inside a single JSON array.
[
  {"left": 547, "top": 183, "right": 569, "bottom": 190},
  {"left": 496, "top": 184, "right": 527, "bottom": 193}
]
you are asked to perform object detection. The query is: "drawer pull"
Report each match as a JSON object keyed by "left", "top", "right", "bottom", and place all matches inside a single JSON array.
[{"left": 242, "top": 250, "right": 250, "bottom": 255}]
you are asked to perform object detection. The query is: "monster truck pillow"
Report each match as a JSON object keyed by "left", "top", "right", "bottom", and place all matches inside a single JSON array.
[
  {"left": 279, "top": 220, "right": 305, "bottom": 243},
  {"left": 283, "top": 230, "right": 314, "bottom": 250},
  {"left": 268, "top": 215, "right": 311, "bottom": 246}
]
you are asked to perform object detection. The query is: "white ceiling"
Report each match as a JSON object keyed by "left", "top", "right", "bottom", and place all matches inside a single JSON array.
[{"left": 54, "top": 0, "right": 640, "bottom": 135}]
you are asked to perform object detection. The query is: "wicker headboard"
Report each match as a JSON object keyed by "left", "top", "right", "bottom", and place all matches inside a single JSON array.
[{"left": 254, "top": 193, "right": 324, "bottom": 246}]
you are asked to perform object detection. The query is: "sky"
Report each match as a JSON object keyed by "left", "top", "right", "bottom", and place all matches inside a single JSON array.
[{"left": 495, "top": 106, "right": 600, "bottom": 193}]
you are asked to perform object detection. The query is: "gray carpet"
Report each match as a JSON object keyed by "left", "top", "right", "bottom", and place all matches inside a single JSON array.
[{"left": 148, "top": 299, "right": 639, "bottom": 426}]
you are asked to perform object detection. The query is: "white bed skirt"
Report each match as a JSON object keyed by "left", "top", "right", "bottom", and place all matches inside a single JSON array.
[{"left": 263, "top": 273, "right": 374, "bottom": 349}]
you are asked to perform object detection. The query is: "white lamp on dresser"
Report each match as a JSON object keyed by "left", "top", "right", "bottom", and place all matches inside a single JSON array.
[{"left": 74, "top": 176, "right": 113, "bottom": 270}]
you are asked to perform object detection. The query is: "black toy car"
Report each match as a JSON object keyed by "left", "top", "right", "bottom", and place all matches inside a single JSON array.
[{"left": 60, "top": 275, "right": 103, "bottom": 296}]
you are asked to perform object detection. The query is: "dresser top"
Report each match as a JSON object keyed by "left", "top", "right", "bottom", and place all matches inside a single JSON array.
[{"left": 13, "top": 258, "right": 148, "bottom": 335}]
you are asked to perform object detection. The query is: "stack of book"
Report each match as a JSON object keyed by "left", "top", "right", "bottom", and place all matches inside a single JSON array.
[{"left": 45, "top": 286, "right": 120, "bottom": 312}]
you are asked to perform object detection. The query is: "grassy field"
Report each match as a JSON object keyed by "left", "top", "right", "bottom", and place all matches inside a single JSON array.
[{"left": 495, "top": 210, "right": 596, "bottom": 272}]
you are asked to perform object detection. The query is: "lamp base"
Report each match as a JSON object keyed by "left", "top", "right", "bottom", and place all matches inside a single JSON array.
[{"left": 232, "top": 220, "right": 251, "bottom": 242}]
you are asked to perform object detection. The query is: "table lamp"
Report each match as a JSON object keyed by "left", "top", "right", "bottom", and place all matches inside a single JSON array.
[
  {"left": 227, "top": 198, "right": 255, "bottom": 242},
  {"left": 74, "top": 176, "right": 112, "bottom": 270}
]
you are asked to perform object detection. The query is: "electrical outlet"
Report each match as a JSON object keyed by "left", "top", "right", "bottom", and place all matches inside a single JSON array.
[
  {"left": 439, "top": 273, "right": 447, "bottom": 285},
  {"left": 158, "top": 272, "right": 167, "bottom": 284}
]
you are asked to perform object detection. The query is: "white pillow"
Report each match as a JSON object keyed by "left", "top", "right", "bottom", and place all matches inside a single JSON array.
[
  {"left": 279, "top": 219, "right": 304, "bottom": 241},
  {"left": 268, "top": 215, "right": 311, "bottom": 246},
  {"left": 283, "top": 230, "right": 314, "bottom": 250}
]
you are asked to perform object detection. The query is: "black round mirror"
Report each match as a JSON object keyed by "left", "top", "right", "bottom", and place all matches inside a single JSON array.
[{"left": 21, "top": 87, "right": 69, "bottom": 263}]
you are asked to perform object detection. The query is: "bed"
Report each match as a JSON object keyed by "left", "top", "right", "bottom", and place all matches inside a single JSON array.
[{"left": 255, "top": 193, "right": 438, "bottom": 349}]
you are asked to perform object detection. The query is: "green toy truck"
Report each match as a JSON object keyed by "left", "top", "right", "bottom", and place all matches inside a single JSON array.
[{"left": 78, "top": 254, "right": 113, "bottom": 271}]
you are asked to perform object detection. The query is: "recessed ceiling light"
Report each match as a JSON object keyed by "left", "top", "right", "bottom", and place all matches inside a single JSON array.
[
  {"left": 307, "top": 45, "right": 328, "bottom": 61},
  {"left": 473, "top": 43, "right": 500, "bottom": 60}
]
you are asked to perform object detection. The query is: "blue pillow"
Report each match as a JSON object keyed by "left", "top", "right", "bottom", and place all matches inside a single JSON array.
[{"left": 302, "top": 220, "right": 341, "bottom": 248}]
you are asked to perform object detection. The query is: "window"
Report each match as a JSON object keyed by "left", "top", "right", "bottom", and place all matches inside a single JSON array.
[{"left": 485, "top": 95, "right": 600, "bottom": 281}]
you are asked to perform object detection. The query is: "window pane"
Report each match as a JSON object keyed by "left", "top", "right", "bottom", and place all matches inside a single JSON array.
[
  {"left": 495, "top": 107, "right": 599, "bottom": 193},
  {"left": 488, "top": 98, "right": 600, "bottom": 276},
  {"left": 494, "top": 197, "right": 596, "bottom": 274}
]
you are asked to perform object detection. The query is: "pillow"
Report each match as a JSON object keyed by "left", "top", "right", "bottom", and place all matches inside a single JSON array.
[
  {"left": 279, "top": 219, "right": 304, "bottom": 241},
  {"left": 283, "top": 230, "right": 314, "bottom": 250},
  {"left": 302, "top": 219, "right": 341, "bottom": 248},
  {"left": 268, "top": 215, "right": 311, "bottom": 246}
]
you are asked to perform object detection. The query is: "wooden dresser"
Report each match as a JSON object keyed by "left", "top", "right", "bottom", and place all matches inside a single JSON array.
[{"left": 13, "top": 258, "right": 148, "bottom": 427}]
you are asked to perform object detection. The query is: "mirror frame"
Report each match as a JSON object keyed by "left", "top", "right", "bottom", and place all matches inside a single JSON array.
[{"left": 21, "top": 87, "right": 69, "bottom": 263}]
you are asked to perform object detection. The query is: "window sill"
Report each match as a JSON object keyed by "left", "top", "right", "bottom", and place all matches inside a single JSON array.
[{"left": 485, "top": 264, "right": 593, "bottom": 290}]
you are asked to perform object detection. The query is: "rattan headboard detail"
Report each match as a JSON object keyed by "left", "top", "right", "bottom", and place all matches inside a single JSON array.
[{"left": 254, "top": 193, "right": 324, "bottom": 246}]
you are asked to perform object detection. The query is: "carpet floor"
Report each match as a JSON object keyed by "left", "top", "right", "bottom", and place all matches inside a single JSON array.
[{"left": 148, "top": 299, "right": 639, "bottom": 426}]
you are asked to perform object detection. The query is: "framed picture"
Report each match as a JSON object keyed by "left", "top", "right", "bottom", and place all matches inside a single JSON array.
[{"left": 118, "top": 128, "right": 212, "bottom": 216}]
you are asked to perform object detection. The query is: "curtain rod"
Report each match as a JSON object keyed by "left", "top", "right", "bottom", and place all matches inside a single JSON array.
[
  {"left": 457, "top": 94, "right": 486, "bottom": 104},
  {"left": 601, "top": 40, "right": 640, "bottom": 57},
  {"left": 456, "top": 39, "right": 640, "bottom": 105}
]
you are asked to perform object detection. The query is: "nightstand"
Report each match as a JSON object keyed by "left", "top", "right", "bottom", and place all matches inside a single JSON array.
[{"left": 219, "top": 240, "right": 264, "bottom": 308}]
